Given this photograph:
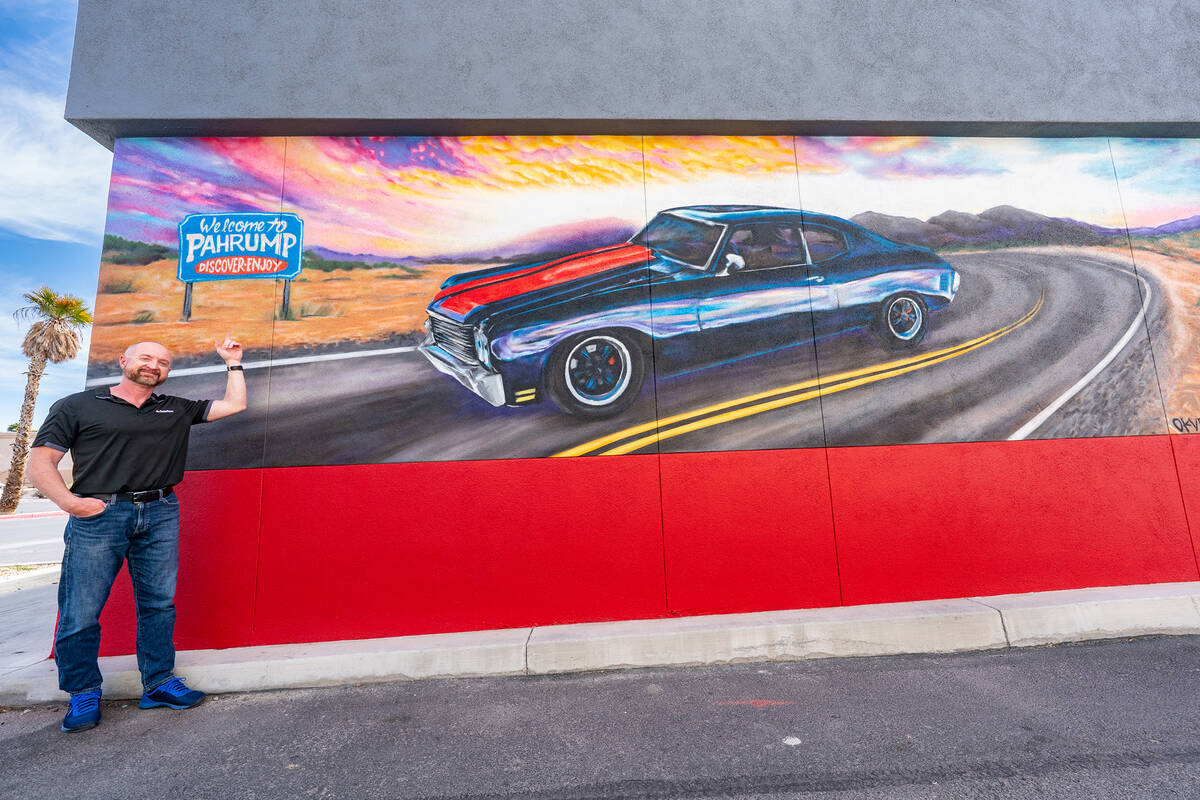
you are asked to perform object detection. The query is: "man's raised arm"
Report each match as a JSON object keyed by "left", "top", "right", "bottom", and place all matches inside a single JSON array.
[{"left": 206, "top": 335, "right": 247, "bottom": 421}]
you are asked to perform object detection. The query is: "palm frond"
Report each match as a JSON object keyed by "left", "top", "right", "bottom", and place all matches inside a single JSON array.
[{"left": 13, "top": 286, "right": 93, "bottom": 326}]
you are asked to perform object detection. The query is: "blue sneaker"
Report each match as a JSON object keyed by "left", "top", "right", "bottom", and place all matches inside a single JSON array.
[
  {"left": 138, "top": 677, "right": 206, "bottom": 710},
  {"left": 61, "top": 689, "right": 102, "bottom": 732}
]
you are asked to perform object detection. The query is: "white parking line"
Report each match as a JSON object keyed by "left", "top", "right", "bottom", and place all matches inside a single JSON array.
[
  {"left": 85, "top": 345, "right": 419, "bottom": 386},
  {"left": 1008, "top": 259, "right": 1152, "bottom": 441}
]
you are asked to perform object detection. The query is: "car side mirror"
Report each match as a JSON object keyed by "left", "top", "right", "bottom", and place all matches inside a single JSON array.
[{"left": 720, "top": 253, "right": 746, "bottom": 276}]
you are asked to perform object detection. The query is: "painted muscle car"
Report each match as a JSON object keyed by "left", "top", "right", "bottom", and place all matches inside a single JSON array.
[{"left": 420, "top": 205, "right": 959, "bottom": 418}]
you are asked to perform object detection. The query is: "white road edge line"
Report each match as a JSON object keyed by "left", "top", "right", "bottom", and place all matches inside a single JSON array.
[
  {"left": 1008, "top": 260, "right": 1151, "bottom": 441},
  {"left": 84, "top": 345, "right": 419, "bottom": 387}
]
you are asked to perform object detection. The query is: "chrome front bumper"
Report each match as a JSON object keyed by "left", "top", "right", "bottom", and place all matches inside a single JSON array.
[{"left": 419, "top": 338, "right": 506, "bottom": 407}]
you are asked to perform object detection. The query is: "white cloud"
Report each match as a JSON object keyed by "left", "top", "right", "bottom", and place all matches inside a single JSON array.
[
  {"left": 0, "top": 82, "right": 112, "bottom": 243},
  {"left": 0, "top": 0, "right": 74, "bottom": 19},
  {"left": 0, "top": 0, "right": 112, "bottom": 244},
  {"left": 0, "top": 3, "right": 76, "bottom": 92}
]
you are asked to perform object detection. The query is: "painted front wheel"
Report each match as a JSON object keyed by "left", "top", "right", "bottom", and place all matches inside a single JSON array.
[
  {"left": 875, "top": 293, "right": 928, "bottom": 348},
  {"left": 548, "top": 332, "right": 645, "bottom": 418}
]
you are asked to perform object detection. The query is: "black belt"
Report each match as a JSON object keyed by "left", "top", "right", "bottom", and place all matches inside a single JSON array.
[{"left": 86, "top": 487, "right": 175, "bottom": 503}]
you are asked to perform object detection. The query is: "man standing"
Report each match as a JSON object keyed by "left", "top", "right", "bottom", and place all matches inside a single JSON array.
[{"left": 27, "top": 337, "right": 247, "bottom": 732}]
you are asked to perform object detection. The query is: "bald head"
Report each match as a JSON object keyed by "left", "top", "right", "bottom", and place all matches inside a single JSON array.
[
  {"left": 123, "top": 341, "right": 171, "bottom": 362},
  {"left": 120, "top": 341, "right": 172, "bottom": 387}
]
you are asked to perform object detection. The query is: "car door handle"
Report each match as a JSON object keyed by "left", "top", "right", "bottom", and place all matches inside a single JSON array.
[{"left": 805, "top": 275, "right": 825, "bottom": 283}]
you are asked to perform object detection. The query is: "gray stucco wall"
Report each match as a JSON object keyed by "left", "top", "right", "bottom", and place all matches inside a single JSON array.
[{"left": 68, "top": 0, "right": 1200, "bottom": 148}]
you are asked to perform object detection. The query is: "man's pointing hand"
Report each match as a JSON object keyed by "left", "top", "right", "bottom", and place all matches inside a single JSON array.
[{"left": 215, "top": 335, "right": 243, "bottom": 365}]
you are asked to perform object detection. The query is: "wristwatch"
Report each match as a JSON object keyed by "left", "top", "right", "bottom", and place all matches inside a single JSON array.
[{"left": 227, "top": 365, "right": 244, "bottom": 371}]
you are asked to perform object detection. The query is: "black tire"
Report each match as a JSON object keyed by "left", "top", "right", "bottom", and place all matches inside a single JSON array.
[
  {"left": 546, "top": 331, "right": 646, "bottom": 418},
  {"left": 874, "top": 292, "right": 928, "bottom": 349}
]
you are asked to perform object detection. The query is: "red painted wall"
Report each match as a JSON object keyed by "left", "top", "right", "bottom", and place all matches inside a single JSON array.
[
  {"left": 830, "top": 436, "right": 1197, "bottom": 605},
  {"left": 98, "top": 435, "right": 1200, "bottom": 656}
]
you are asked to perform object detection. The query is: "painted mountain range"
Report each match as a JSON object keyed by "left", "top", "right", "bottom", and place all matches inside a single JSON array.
[{"left": 851, "top": 206, "right": 1200, "bottom": 250}]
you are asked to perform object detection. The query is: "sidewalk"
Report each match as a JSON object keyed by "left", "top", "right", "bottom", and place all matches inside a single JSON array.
[
  {"left": 0, "top": 567, "right": 59, "bottom": 677},
  {"left": 0, "top": 497, "right": 66, "bottom": 568},
  {"left": 2, "top": 580, "right": 1198, "bottom": 706}
]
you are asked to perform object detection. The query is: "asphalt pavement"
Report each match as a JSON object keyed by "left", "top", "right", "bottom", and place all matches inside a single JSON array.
[
  {"left": 1, "top": 635, "right": 1197, "bottom": 799},
  {"left": 0, "top": 499, "right": 66, "bottom": 567}
]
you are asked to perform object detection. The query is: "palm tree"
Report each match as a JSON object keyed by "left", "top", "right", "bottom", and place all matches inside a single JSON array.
[{"left": 0, "top": 288, "right": 92, "bottom": 513}]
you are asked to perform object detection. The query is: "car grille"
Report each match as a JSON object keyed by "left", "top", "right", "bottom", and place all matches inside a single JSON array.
[{"left": 429, "top": 315, "right": 478, "bottom": 365}]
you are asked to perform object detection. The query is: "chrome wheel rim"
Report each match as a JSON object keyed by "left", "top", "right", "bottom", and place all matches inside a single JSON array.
[{"left": 887, "top": 297, "right": 923, "bottom": 340}]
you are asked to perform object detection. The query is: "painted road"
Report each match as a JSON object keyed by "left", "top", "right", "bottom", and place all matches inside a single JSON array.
[{"left": 102, "top": 249, "right": 1165, "bottom": 469}]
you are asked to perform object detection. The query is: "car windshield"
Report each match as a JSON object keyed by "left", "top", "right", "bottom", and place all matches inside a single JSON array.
[{"left": 631, "top": 213, "right": 723, "bottom": 268}]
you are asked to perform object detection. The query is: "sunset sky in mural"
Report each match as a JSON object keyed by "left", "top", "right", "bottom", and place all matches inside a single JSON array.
[{"left": 103, "top": 136, "right": 1200, "bottom": 259}]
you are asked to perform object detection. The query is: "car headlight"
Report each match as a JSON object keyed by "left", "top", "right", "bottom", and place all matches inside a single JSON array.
[
  {"left": 474, "top": 327, "right": 493, "bottom": 369},
  {"left": 952, "top": 270, "right": 960, "bottom": 293}
]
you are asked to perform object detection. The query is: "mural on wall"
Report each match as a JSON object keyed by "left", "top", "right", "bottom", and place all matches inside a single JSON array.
[{"left": 90, "top": 136, "right": 1200, "bottom": 468}]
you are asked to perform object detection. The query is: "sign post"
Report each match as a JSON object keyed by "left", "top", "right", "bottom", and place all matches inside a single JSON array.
[
  {"left": 177, "top": 212, "right": 304, "bottom": 320},
  {"left": 281, "top": 278, "right": 292, "bottom": 320},
  {"left": 181, "top": 283, "right": 193, "bottom": 322}
]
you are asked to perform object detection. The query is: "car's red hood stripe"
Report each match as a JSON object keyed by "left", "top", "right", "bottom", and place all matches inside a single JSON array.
[{"left": 433, "top": 244, "right": 652, "bottom": 317}]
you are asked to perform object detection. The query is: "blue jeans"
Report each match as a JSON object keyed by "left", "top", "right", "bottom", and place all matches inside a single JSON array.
[{"left": 55, "top": 495, "right": 181, "bottom": 695}]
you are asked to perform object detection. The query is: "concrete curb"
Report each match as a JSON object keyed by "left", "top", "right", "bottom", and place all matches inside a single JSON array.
[
  {"left": 526, "top": 598, "right": 1006, "bottom": 673},
  {"left": 2, "top": 581, "right": 1197, "bottom": 706},
  {"left": 969, "top": 582, "right": 1200, "bottom": 646},
  {"left": 0, "top": 565, "right": 60, "bottom": 594}
]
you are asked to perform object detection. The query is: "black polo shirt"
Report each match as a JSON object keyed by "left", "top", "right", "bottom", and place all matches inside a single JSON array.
[{"left": 32, "top": 388, "right": 212, "bottom": 495}]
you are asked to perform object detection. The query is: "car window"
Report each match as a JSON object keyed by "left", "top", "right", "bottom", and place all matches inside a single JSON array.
[
  {"left": 725, "top": 223, "right": 807, "bottom": 271},
  {"left": 631, "top": 213, "right": 724, "bottom": 268},
  {"left": 803, "top": 226, "right": 847, "bottom": 262}
]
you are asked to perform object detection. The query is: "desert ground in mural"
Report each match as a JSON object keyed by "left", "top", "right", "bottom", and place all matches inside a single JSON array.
[
  {"left": 1122, "top": 234, "right": 1200, "bottom": 415},
  {"left": 88, "top": 258, "right": 478, "bottom": 369}
]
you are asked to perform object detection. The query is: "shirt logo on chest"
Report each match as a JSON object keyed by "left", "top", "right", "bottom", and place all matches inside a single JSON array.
[{"left": 154, "top": 409, "right": 175, "bottom": 413}]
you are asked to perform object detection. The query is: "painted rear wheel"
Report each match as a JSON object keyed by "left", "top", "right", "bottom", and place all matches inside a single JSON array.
[{"left": 548, "top": 332, "right": 645, "bottom": 418}]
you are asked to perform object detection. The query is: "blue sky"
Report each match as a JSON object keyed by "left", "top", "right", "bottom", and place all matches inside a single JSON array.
[{"left": 0, "top": 0, "right": 112, "bottom": 427}]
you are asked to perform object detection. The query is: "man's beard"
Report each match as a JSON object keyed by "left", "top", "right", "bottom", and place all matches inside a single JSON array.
[{"left": 125, "top": 366, "right": 167, "bottom": 387}]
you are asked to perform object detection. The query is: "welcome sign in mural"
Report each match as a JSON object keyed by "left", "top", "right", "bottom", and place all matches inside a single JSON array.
[
  {"left": 89, "top": 136, "right": 1200, "bottom": 469},
  {"left": 178, "top": 212, "right": 303, "bottom": 281},
  {"left": 174, "top": 211, "right": 303, "bottom": 322}
]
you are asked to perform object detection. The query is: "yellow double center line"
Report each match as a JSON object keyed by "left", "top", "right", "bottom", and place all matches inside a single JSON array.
[{"left": 553, "top": 288, "right": 1044, "bottom": 457}]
